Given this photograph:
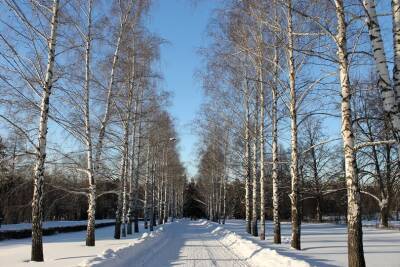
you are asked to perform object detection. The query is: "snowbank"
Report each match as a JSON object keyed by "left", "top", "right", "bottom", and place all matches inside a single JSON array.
[
  {"left": 81, "top": 225, "right": 168, "bottom": 267},
  {"left": 208, "top": 222, "right": 310, "bottom": 267}
]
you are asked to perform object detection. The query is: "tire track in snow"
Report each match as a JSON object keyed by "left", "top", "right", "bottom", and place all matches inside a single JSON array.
[
  {"left": 197, "top": 222, "right": 250, "bottom": 267},
  {"left": 139, "top": 220, "right": 250, "bottom": 266}
]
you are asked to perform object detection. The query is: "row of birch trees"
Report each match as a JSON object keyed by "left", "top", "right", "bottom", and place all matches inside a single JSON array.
[
  {"left": 195, "top": 1, "right": 400, "bottom": 267},
  {"left": 0, "top": 0, "right": 186, "bottom": 262}
]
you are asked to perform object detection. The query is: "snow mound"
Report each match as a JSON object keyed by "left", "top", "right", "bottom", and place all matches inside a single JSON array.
[
  {"left": 209, "top": 222, "right": 310, "bottom": 267},
  {"left": 80, "top": 226, "right": 166, "bottom": 267}
]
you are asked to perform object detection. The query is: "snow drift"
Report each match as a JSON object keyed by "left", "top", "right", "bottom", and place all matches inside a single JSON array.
[
  {"left": 208, "top": 222, "right": 310, "bottom": 267},
  {"left": 80, "top": 226, "right": 167, "bottom": 267}
]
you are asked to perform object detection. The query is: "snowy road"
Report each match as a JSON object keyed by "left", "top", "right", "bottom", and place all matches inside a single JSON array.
[
  {"left": 140, "top": 220, "right": 249, "bottom": 267},
  {"left": 92, "top": 219, "right": 308, "bottom": 267}
]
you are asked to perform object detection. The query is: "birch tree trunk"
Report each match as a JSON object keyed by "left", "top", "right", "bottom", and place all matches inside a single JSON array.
[
  {"left": 222, "top": 133, "right": 228, "bottom": 225},
  {"left": 121, "top": 111, "right": 132, "bottom": 238},
  {"left": 157, "top": 159, "right": 164, "bottom": 225},
  {"left": 133, "top": 90, "right": 143, "bottom": 233},
  {"left": 335, "top": 1, "right": 366, "bottom": 266},
  {"left": 208, "top": 195, "right": 212, "bottom": 220},
  {"left": 150, "top": 154, "right": 156, "bottom": 232},
  {"left": 163, "top": 159, "right": 169, "bottom": 223},
  {"left": 31, "top": 0, "right": 59, "bottom": 261},
  {"left": 244, "top": 77, "right": 252, "bottom": 234},
  {"left": 287, "top": 0, "right": 300, "bottom": 250},
  {"left": 211, "top": 169, "right": 215, "bottom": 221},
  {"left": 252, "top": 92, "right": 259, "bottom": 237},
  {"left": 127, "top": 37, "right": 138, "bottom": 236},
  {"left": 218, "top": 172, "right": 223, "bottom": 224},
  {"left": 114, "top": 183, "right": 123, "bottom": 239},
  {"left": 144, "top": 144, "right": 150, "bottom": 229},
  {"left": 259, "top": 64, "right": 266, "bottom": 240},
  {"left": 83, "top": 0, "right": 96, "bottom": 246},
  {"left": 223, "top": 173, "right": 226, "bottom": 224},
  {"left": 158, "top": 159, "right": 164, "bottom": 225},
  {"left": 272, "top": 38, "right": 281, "bottom": 244},
  {"left": 115, "top": 131, "right": 129, "bottom": 239},
  {"left": 362, "top": 0, "right": 400, "bottom": 133},
  {"left": 392, "top": 0, "right": 400, "bottom": 104}
]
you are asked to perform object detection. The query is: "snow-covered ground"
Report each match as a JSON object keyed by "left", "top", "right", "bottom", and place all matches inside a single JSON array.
[
  {"left": 1, "top": 219, "right": 399, "bottom": 267},
  {"left": 222, "top": 220, "right": 400, "bottom": 267},
  {"left": 0, "top": 222, "right": 152, "bottom": 267},
  {"left": 0, "top": 219, "right": 114, "bottom": 232},
  {"left": 362, "top": 219, "right": 400, "bottom": 228}
]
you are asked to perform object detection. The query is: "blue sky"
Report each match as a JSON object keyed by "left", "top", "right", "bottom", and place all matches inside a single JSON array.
[{"left": 145, "top": 0, "right": 220, "bottom": 177}]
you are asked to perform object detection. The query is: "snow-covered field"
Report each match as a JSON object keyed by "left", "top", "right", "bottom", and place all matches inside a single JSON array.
[
  {"left": 0, "top": 219, "right": 114, "bottom": 232},
  {"left": 1, "top": 219, "right": 399, "bottom": 266}
]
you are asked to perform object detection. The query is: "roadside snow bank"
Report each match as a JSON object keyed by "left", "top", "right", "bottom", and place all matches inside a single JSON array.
[
  {"left": 80, "top": 226, "right": 166, "bottom": 267},
  {"left": 210, "top": 223, "right": 310, "bottom": 267}
]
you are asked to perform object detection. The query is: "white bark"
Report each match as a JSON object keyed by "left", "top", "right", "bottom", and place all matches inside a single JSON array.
[
  {"left": 83, "top": 0, "right": 96, "bottom": 247},
  {"left": 222, "top": 132, "right": 229, "bottom": 225},
  {"left": 133, "top": 88, "right": 143, "bottom": 233},
  {"left": 163, "top": 153, "right": 169, "bottom": 223},
  {"left": 251, "top": 91, "right": 259, "bottom": 237},
  {"left": 335, "top": 1, "right": 366, "bottom": 266},
  {"left": 287, "top": 0, "right": 300, "bottom": 250},
  {"left": 149, "top": 153, "right": 156, "bottom": 231},
  {"left": 158, "top": 152, "right": 164, "bottom": 225},
  {"left": 31, "top": 0, "right": 59, "bottom": 261},
  {"left": 121, "top": 104, "right": 132, "bottom": 237},
  {"left": 127, "top": 36, "right": 137, "bottom": 235},
  {"left": 363, "top": 0, "right": 400, "bottom": 132},
  {"left": 272, "top": 37, "right": 281, "bottom": 244},
  {"left": 259, "top": 61, "right": 266, "bottom": 240},
  {"left": 244, "top": 76, "right": 252, "bottom": 234},
  {"left": 392, "top": 0, "right": 400, "bottom": 103},
  {"left": 144, "top": 144, "right": 150, "bottom": 229},
  {"left": 158, "top": 150, "right": 166, "bottom": 224}
]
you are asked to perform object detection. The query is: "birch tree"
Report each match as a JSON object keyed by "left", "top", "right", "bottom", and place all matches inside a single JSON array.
[
  {"left": 335, "top": 1, "right": 365, "bottom": 265},
  {"left": 77, "top": 0, "right": 96, "bottom": 247},
  {"left": 286, "top": 0, "right": 301, "bottom": 250},
  {"left": 244, "top": 77, "right": 253, "bottom": 234},
  {"left": 271, "top": 31, "right": 281, "bottom": 244},
  {"left": 31, "top": 0, "right": 60, "bottom": 261}
]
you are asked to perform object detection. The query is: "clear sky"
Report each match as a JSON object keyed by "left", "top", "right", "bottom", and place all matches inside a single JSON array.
[{"left": 145, "top": 0, "right": 220, "bottom": 177}]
